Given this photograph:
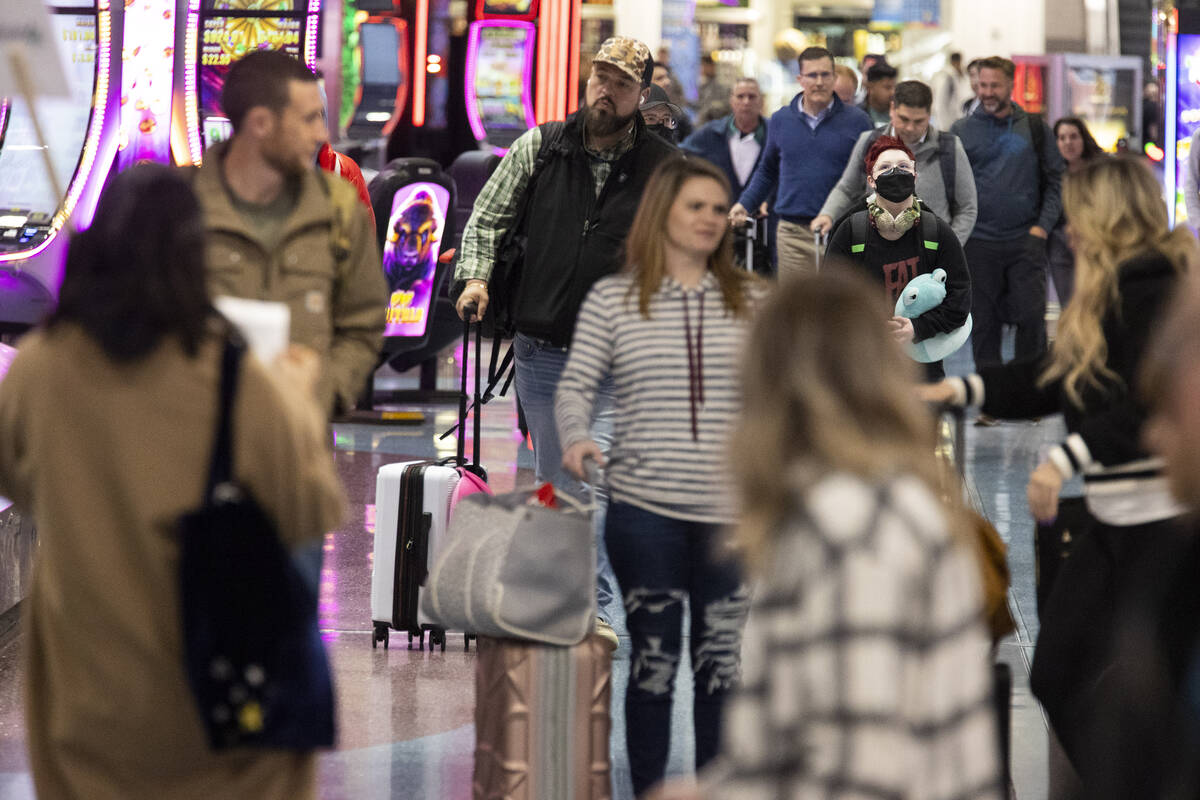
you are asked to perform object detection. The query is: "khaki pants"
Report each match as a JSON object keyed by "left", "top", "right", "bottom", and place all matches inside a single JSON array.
[{"left": 776, "top": 219, "right": 819, "bottom": 280}]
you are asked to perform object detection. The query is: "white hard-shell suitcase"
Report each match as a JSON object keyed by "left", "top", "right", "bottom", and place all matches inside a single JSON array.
[
  {"left": 369, "top": 301, "right": 491, "bottom": 652},
  {"left": 371, "top": 461, "right": 462, "bottom": 650}
]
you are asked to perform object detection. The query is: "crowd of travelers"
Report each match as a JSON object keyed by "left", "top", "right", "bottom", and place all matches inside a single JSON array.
[{"left": 1, "top": 30, "right": 1198, "bottom": 800}]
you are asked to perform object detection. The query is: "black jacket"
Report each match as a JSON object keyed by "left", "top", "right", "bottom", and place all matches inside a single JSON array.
[
  {"left": 976, "top": 250, "right": 1177, "bottom": 466},
  {"left": 514, "top": 111, "right": 678, "bottom": 346}
]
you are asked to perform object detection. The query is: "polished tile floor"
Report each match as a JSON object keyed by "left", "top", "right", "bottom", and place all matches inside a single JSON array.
[{"left": 0, "top": 337, "right": 1061, "bottom": 799}]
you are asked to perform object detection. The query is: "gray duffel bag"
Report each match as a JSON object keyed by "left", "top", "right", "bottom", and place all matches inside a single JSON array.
[{"left": 421, "top": 487, "right": 597, "bottom": 646}]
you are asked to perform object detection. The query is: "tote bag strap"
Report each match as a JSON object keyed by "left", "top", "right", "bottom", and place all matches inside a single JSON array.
[{"left": 205, "top": 333, "right": 246, "bottom": 496}]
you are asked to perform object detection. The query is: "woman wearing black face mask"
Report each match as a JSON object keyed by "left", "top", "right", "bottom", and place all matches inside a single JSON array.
[{"left": 824, "top": 135, "right": 971, "bottom": 381}]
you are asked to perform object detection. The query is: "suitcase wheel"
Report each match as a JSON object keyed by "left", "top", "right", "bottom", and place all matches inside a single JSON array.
[
  {"left": 372, "top": 622, "right": 390, "bottom": 650},
  {"left": 429, "top": 628, "right": 446, "bottom": 651},
  {"left": 465, "top": 633, "right": 474, "bottom": 652}
]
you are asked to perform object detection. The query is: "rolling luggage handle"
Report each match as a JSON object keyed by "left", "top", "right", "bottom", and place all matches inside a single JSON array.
[
  {"left": 737, "top": 219, "right": 756, "bottom": 273},
  {"left": 437, "top": 302, "right": 487, "bottom": 479}
]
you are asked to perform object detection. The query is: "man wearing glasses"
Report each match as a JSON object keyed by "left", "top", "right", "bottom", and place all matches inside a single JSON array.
[
  {"left": 639, "top": 83, "right": 683, "bottom": 143},
  {"left": 729, "top": 46, "right": 872, "bottom": 279}
]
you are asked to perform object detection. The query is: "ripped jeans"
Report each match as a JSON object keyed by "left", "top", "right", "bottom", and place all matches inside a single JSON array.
[{"left": 605, "top": 501, "right": 748, "bottom": 795}]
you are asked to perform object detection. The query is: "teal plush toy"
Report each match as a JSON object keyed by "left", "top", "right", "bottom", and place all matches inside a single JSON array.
[{"left": 894, "top": 268, "right": 972, "bottom": 363}]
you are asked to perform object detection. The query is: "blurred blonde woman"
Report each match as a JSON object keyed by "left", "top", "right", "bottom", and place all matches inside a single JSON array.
[
  {"left": 924, "top": 155, "right": 1199, "bottom": 795},
  {"left": 650, "top": 271, "right": 1000, "bottom": 800}
]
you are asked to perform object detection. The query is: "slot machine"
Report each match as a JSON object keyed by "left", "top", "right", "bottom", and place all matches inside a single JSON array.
[
  {"left": 175, "top": 0, "right": 319, "bottom": 164},
  {"left": 0, "top": 0, "right": 123, "bottom": 326}
]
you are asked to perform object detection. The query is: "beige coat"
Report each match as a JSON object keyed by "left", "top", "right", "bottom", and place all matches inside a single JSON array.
[
  {"left": 0, "top": 325, "right": 346, "bottom": 799},
  {"left": 195, "top": 143, "right": 388, "bottom": 415}
]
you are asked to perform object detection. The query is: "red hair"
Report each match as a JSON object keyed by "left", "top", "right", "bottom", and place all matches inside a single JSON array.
[{"left": 863, "top": 135, "right": 915, "bottom": 175}]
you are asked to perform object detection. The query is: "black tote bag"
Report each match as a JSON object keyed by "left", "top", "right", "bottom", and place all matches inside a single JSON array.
[{"left": 178, "top": 334, "right": 335, "bottom": 750}]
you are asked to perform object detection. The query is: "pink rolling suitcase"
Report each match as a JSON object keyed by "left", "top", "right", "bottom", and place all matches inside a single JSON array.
[{"left": 473, "top": 634, "right": 613, "bottom": 800}]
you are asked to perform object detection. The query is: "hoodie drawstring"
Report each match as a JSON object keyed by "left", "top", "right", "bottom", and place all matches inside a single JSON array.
[{"left": 682, "top": 290, "right": 704, "bottom": 442}]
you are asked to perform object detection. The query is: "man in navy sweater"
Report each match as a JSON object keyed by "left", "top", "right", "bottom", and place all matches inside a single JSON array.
[{"left": 730, "top": 46, "right": 872, "bottom": 279}]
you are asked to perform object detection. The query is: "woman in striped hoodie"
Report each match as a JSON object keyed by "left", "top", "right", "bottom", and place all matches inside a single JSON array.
[{"left": 555, "top": 156, "right": 761, "bottom": 796}]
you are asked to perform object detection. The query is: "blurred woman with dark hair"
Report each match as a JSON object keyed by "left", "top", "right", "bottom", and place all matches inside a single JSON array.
[
  {"left": 0, "top": 164, "right": 345, "bottom": 798},
  {"left": 555, "top": 155, "right": 761, "bottom": 796},
  {"left": 1047, "top": 117, "right": 1106, "bottom": 307}
]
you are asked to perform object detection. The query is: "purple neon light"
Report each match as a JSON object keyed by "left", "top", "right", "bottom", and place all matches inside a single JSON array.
[{"left": 464, "top": 20, "right": 536, "bottom": 156}]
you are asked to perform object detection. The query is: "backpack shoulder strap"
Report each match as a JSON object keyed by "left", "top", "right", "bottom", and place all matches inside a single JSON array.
[
  {"left": 937, "top": 131, "right": 956, "bottom": 213},
  {"left": 315, "top": 168, "right": 353, "bottom": 266},
  {"left": 850, "top": 210, "right": 868, "bottom": 254},
  {"left": 919, "top": 208, "right": 940, "bottom": 275},
  {"left": 1027, "top": 112, "right": 1047, "bottom": 203}
]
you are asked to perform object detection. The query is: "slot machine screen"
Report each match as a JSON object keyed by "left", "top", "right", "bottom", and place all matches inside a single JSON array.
[
  {"left": 469, "top": 24, "right": 534, "bottom": 133},
  {"left": 1064, "top": 65, "right": 1135, "bottom": 153},
  {"left": 360, "top": 22, "right": 401, "bottom": 86},
  {"left": 382, "top": 183, "right": 450, "bottom": 338},
  {"left": 199, "top": 14, "right": 305, "bottom": 119},
  {"left": 0, "top": 12, "right": 97, "bottom": 234}
]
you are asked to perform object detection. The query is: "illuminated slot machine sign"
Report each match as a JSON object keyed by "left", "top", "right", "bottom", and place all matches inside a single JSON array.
[
  {"left": 183, "top": 0, "right": 317, "bottom": 163},
  {"left": 1171, "top": 33, "right": 1200, "bottom": 225},
  {"left": 465, "top": 20, "right": 536, "bottom": 154},
  {"left": 0, "top": 1, "right": 103, "bottom": 256},
  {"left": 382, "top": 182, "right": 450, "bottom": 337}
]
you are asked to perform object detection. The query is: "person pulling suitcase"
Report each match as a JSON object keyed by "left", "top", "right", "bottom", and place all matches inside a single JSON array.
[{"left": 555, "top": 157, "right": 764, "bottom": 795}]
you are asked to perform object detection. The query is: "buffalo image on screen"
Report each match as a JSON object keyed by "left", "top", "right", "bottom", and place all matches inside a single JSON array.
[{"left": 382, "top": 183, "right": 449, "bottom": 337}]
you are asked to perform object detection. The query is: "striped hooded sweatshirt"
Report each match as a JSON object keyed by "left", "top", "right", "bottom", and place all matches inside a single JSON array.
[{"left": 555, "top": 271, "right": 761, "bottom": 523}]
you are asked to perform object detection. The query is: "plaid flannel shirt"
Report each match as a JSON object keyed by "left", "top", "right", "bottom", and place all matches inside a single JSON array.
[
  {"left": 708, "top": 473, "right": 1003, "bottom": 800},
  {"left": 454, "top": 121, "right": 637, "bottom": 283}
]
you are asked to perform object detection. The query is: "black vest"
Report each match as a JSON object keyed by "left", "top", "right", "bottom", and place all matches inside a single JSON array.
[{"left": 514, "top": 111, "right": 678, "bottom": 346}]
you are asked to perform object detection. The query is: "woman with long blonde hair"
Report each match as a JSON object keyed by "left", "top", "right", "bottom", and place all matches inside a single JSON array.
[
  {"left": 923, "top": 155, "right": 1198, "bottom": 795},
  {"left": 554, "top": 155, "right": 760, "bottom": 795}
]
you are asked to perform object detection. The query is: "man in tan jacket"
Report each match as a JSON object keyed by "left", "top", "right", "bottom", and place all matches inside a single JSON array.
[{"left": 195, "top": 50, "right": 387, "bottom": 416}]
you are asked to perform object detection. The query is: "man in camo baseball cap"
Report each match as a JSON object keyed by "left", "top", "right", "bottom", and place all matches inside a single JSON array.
[{"left": 593, "top": 36, "right": 654, "bottom": 87}]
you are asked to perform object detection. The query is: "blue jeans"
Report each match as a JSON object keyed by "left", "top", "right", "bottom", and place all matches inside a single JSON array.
[
  {"left": 513, "top": 332, "right": 617, "bottom": 622},
  {"left": 605, "top": 501, "right": 748, "bottom": 795}
]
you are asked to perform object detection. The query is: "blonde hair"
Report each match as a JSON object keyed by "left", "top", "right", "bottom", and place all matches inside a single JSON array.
[
  {"left": 1041, "top": 157, "right": 1197, "bottom": 407},
  {"left": 732, "top": 271, "right": 949, "bottom": 572},
  {"left": 623, "top": 156, "right": 755, "bottom": 319}
]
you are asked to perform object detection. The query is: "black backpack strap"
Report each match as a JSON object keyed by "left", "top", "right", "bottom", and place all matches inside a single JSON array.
[
  {"left": 207, "top": 333, "right": 246, "bottom": 494},
  {"left": 919, "top": 209, "right": 940, "bottom": 275},
  {"left": 1027, "top": 112, "right": 1048, "bottom": 208},
  {"left": 937, "top": 131, "right": 957, "bottom": 213},
  {"left": 506, "top": 121, "right": 566, "bottom": 243},
  {"left": 850, "top": 210, "right": 869, "bottom": 255}
]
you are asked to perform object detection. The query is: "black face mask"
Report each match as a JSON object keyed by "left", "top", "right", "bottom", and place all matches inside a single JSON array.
[
  {"left": 874, "top": 167, "right": 916, "bottom": 202},
  {"left": 646, "top": 123, "right": 678, "bottom": 143}
]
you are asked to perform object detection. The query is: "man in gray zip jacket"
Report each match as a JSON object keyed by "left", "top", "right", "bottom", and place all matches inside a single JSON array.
[{"left": 813, "top": 79, "right": 977, "bottom": 245}]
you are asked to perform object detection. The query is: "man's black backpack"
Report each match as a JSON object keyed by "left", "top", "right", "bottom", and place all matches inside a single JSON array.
[{"left": 483, "top": 122, "right": 567, "bottom": 338}]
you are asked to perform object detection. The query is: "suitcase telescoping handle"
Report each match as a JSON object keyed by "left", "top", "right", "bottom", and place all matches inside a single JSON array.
[{"left": 458, "top": 302, "right": 484, "bottom": 470}]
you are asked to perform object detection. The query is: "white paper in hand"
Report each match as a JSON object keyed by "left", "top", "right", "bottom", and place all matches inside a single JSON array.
[{"left": 214, "top": 296, "right": 290, "bottom": 364}]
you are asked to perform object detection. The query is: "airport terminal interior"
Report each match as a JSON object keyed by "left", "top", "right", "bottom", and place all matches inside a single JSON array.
[{"left": 0, "top": 0, "right": 1191, "bottom": 796}]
